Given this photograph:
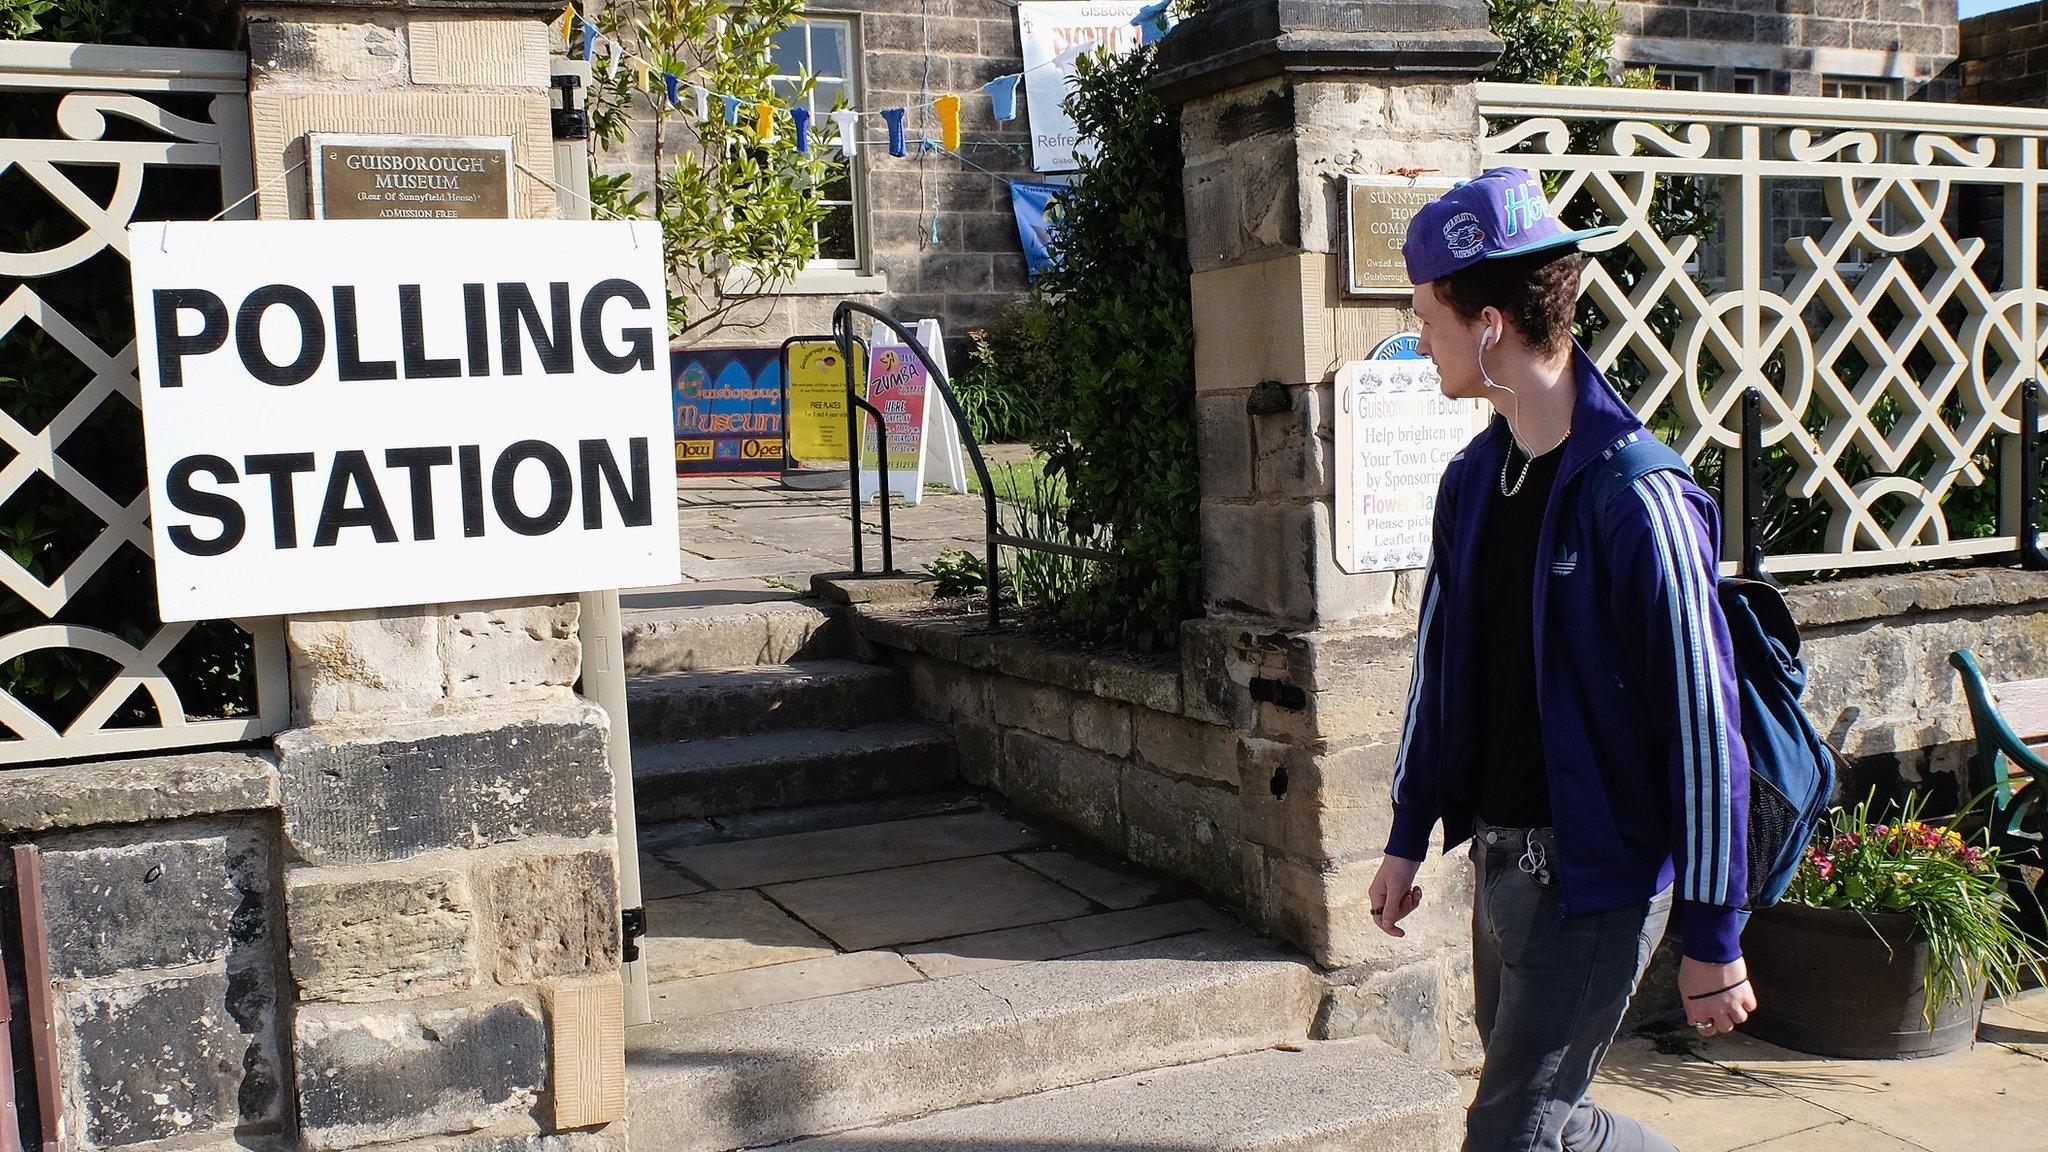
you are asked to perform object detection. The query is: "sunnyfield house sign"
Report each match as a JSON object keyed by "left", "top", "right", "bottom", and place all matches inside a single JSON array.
[
  {"left": 126, "top": 219, "right": 680, "bottom": 620},
  {"left": 1343, "top": 175, "right": 1456, "bottom": 296},
  {"left": 310, "top": 133, "right": 514, "bottom": 221}
]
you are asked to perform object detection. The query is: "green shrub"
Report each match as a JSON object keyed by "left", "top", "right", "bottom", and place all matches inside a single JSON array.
[
  {"left": 952, "top": 296, "right": 1064, "bottom": 445},
  {"left": 928, "top": 465, "right": 1103, "bottom": 610},
  {"left": 1035, "top": 42, "right": 1200, "bottom": 651}
]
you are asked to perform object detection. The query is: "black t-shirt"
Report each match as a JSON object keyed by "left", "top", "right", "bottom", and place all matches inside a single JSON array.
[{"left": 1474, "top": 436, "right": 1566, "bottom": 830}]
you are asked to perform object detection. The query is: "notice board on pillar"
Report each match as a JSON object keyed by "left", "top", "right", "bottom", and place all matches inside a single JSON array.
[
  {"left": 858, "top": 319, "right": 967, "bottom": 505},
  {"left": 128, "top": 219, "right": 680, "bottom": 621},
  {"left": 1332, "top": 359, "right": 1486, "bottom": 573}
]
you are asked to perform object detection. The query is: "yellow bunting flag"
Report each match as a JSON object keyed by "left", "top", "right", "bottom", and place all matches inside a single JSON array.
[
  {"left": 558, "top": 2, "right": 577, "bottom": 41},
  {"left": 755, "top": 100, "right": 775, "bottom": 143},
  {"left": 934, "top": 94, "right": 962, "bottom": 151},
  {"left": 633, "top": 59, "right": 650, "bottom": 93}
]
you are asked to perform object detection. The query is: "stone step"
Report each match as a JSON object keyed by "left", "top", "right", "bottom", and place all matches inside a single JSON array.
[
  {"left": 621, "top": 595, "right": 844, "bottom": 675},
  {"left": 632, "top": 723, "right": 958, "bottom": 822},
  {"left": 628, "top": 660, "right": 910, "bottom": 745},
  {"left": 774, "top": 1037, "right": 1462, "bottom": 1152},
  {"left": 624, "top": 929, "right": 1324, "bottom": 1152}
]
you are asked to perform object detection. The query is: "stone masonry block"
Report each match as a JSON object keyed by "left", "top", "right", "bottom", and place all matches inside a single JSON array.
[
  {"left": 1201, "top": 500, "right": 1316, "bottom": 623},
  {"left": 409, "top": 18, "right": 551, "bottom": 88},
  {"left": 1316, "top": 949, "right": 1481, "bottom": 1072},
  {"left": 1004, "top": 731, "right": 1124, "bottom": 852},
  {"left": 956, "top": 719, "right": 1003, "bottom": 790},
  {"left": 991, "top": 679, "right": 1076, "bottom": 742},
  {"left": 1252, "top": 382, "right": 1332, "bottom": 498},
  {"left": 274, "top": 703, "right": 613, "bottom": 866},
  {"left": 480, "top": 847, "right": 621, "bottom": 984},
  {"left": 1260, "top": 848, "right": 1473, "bottom": 970},
  {"left": 441, "top": 598, "right": 581, "bottom": 703},
  {"left": 296, "top": 994, "right": 546, "bottom": 1149},
  {"left": 1133, "top": 710, "right": 1242, "bottom": 787},
  {"left": 1120, "top": 766, "right": 1243, "bottom": 905},
  {"left": 0, "top": 750, "right": 278, "bottom": 835},
  {"left": 286, "top": 862, "right": 475, "bottom": 1004},
  {"left": 377, "top": 1127, "right": 629, "bottom": 1152},
  {"left": 1071, "top": 697, "right": 1133, "bottom": 758},
  {"left": 39, "top": 830, "right": 248, "bottom": 980},
  {"left": 290, "top": 609, "right": 445, "bottom": 725},
  {"left": 1306, "top": 622, "right": 1423, "bottom": 740},
  {"left": 247, "top": 17, "right": 406, "bottom": 84},
  {"left": 1195, "top": 392, "right": 1253, "bottom": 500},
  {"left": 1240, "top": 740, "right": 1395, "bottom": 865},
  {"left": 65, "top": 972, "right": 253, "bottom": 1147}
]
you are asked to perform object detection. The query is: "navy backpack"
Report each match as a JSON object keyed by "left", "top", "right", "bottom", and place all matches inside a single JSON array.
[{"left": 1589, "top": 438, "right": 1837, "bottom": 909}]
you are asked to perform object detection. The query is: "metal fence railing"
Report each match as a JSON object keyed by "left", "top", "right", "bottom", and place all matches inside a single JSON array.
[{"left": 1481, "top": 83, "right": 2048, "bottom": 576}]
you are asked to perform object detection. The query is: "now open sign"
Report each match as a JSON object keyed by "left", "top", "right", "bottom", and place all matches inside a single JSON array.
[{"left": 128, "top": 219, "right": 680, "bottom": 622}]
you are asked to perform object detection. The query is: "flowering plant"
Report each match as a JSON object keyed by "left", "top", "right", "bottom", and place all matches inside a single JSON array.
[{"left": 1782, "top": 791, "right": 2045, "bottom": 1021}]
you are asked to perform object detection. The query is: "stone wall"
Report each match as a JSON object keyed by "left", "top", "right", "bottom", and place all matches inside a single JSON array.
[
  {"left": 597, "top": 0, "right": 1039, "bottom": 352},
  {"left": 1959, "top": 1, "right": 2048, "bottom": 106},
  {"left": 1613, "top": 0, "right": 1958, "bottom": 99}
]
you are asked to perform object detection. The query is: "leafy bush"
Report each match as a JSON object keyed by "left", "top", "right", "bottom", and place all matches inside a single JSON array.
[
  {"left": 929, "top": 465, "right": 1104, "bottom": 610},
  {"left": 953, "top": 296, "right": 1064, "bottom": 445},
  {"left": 1035, "top": 43, "right": 1200, "bottom": 651}
]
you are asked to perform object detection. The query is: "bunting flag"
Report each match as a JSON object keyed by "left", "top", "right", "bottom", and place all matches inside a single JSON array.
[
  {"left": 792, "top": 107, "right": 812, "bottom": 154},
  {"left": 634, "top": 59, "right": 650, "bottom": 93},
  {"left": 882, "top": 108, "right": 907, "bottom": 158},
  {"left": 1132, "top": 0, "right": 1174, "bottom": 45},
  {"left": 755, "top": 100, "right": 776, "bottom": 143},
  {"left": 664, "top": 71, "right": 680, "bottom": 107},
  {"left": 831, "top": 109, "right": 860, "bottom": 156},
  {"left": 722, "top": 94, "right": 742, "bottom": 125},
  {"left": 983, "top": 74, "right": 1021, "bottom": 123},
  {"left": 580, "top": 21, "right": 596, "bottom": 61},
  {"left": 558, "top": 2, "right": 577, "bottom": 41},
  {"left": 693, "top": 84, "right": 710, "bottom": 121},
  {"left": 934, "top": 94, "right": 961, "bottom": 151}
]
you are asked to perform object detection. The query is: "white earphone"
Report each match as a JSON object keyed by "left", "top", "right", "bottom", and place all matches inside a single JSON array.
[{"left": 1479, "top": 320, "right": 1513, "bottom": 396}]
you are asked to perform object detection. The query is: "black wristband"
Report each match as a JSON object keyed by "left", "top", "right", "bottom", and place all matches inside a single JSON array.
[{"left": 1686, "top": 978, "right": 1750, "bottom": 1001}]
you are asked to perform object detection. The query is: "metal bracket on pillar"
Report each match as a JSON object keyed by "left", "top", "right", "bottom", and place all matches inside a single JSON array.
[{"left": 551, "top": 73, "right": 587, "bottom": 141}]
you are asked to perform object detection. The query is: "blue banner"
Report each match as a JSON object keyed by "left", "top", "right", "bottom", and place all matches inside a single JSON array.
[{"left": 1011, "top": 181, "right": 1064, "bottom": 279}]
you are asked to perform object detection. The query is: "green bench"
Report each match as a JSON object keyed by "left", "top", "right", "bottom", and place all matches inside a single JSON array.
[{"left": 1950, "top": 649, "right": 2048, "bottom": 941}]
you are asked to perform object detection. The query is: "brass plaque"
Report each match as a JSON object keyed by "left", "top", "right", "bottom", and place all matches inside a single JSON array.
[
  {"left": 310, "top": 134, "right": 515, "bottom": 221},
  {"left": 1344, "top": 175, "right": 1457, "bottom": 296}
]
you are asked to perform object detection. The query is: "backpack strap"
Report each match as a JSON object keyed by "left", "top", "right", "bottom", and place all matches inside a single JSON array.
[{"left": 1587, "top": 435, "right": 1692, "bottom": 542}]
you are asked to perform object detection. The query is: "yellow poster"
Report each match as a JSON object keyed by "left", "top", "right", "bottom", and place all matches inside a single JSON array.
[{"left": 787, "top": 341, "right": 856, "bottom": 464}]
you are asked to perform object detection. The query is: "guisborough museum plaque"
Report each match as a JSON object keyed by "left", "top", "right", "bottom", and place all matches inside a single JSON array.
[{"left": 310, "top": 134, "right": 514, "bottom": 221}]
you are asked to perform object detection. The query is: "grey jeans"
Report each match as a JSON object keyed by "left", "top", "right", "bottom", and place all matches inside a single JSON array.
[{"left": 1465, "top": 821, "right": 1676, "bottom": 1152}]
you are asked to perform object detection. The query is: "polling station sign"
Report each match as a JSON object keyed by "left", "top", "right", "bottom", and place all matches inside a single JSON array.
[{"left": 128, "top": 219, "right": 680, "bottom": 621}]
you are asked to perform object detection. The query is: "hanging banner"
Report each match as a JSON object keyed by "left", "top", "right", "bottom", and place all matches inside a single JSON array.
[
  {"left": 1017, "top": 1, "right": 1149, "bottom": 173},
  {"left": 127, "top": 219, "right": 679, "bottom": 621},
  {"left": 1011, "top": 181, "right": 1065, "bottom": 279},
  {"left": 1332, "top": 359, "right": 1486, "bottom": 574},
  {"left": 672, "top": 346, "right": 783, "bottom": 475},
  {"left": 786, "top": 340, "right": 855, "bottom": 465}
]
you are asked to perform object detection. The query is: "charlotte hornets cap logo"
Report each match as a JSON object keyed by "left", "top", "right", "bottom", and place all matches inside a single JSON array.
[
  {"left": 1443, "top": 212, "right": 1486, "bottom": 259},
  {"left": 1402, "top": 167, "right": 1618, "bottom": 285}
]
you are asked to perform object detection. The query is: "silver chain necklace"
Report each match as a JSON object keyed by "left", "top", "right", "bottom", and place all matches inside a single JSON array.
[{"left": 1500, "top": 432, "right": 1568, "bottom": 498}]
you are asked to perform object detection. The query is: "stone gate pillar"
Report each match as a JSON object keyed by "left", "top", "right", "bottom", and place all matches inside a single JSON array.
[
  {"left": 1154, "top": 0, "right": 1500, "bottom": 1062},
  {"left": 235, "top": 2, "right": 628, "bottom": 1148}
]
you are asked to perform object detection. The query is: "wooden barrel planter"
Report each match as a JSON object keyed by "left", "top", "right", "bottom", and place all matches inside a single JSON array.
[{"left": 1739, "top": 902, "right": 1983, "bottom": 1059}]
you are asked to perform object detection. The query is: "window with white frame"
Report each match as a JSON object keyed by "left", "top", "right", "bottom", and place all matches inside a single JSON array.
[
  {"left": 1729, "top": 71, "right": 1767, "bottom": 94},
  {"left": 769, "top": 18, "right": 860, "bottom": 268},
  {"left": 1649, "top": 66, "right": 1707, "bottom": 91},
  {"left": 1819, "top": 76, "right": 1899, "bottom": 100}
]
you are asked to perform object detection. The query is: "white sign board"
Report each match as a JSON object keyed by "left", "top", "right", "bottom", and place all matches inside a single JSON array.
[
  {"left": 129, "top": 219, "right": 680, "bottom": 621},
  {"left": 1333, "top": 359, "right": 1486, "bottom": 573},
  {"left": 859, "top": 319, "right": 968, "bottom": 506},
  {"left": 1017, "top": 1, "right": 1148, "bottom": 174}
]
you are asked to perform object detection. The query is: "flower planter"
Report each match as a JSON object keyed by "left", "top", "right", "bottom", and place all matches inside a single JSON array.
[{"left": 1739, "top": 902, "right": 1983, "bottom": 1059}]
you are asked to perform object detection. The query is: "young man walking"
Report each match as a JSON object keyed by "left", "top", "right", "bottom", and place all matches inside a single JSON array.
[{"left": 1367, "top": 169, "right": 1759, "bottom": 1152}]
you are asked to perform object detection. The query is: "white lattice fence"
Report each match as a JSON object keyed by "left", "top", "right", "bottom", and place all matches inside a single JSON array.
[
  {"left": 0, "top": 40, "right": 286, "bottom": 765},
  {"left": 1480, "top": 82, "right": 2048, "bottom": 574}
]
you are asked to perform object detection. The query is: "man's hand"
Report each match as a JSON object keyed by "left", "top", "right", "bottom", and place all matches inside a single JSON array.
[
  {"left": 1679, "top": 955, "right": 1756, "bottom": 1038},
  {"left": 1368, "top": 855, "right": 1425, "bottom": 937}
]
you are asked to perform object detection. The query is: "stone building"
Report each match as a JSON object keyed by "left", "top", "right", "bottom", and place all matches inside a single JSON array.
[
  {"left": 1613, "top": 0, "right": 1958, "bottom": 99},
  {"left": 1958, "top": 1, "right": 2048, "bottom": 106}
]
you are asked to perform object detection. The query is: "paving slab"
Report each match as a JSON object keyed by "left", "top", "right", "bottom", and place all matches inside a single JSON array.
[
  {"left": 767, "top": 854, "right": 1098, "bottom": 951},
  {"left": 649, "top": 950, "right": 924, "bottom": 1023},
  {"left": 900, "top": 898, "right": 1232, "bottom": 980},
  {"left": 641, "top": 889, "right": 837, "bottom": 983},
  {"left": 1697, "top": 1029, "right": 2048, "bottom": 1152},
  {"left": 778, "top": 1037, "right": 1459, "bottom": 1151},
  {"left": 1585, "top": 1035, "right": 1839, "bottom": 1152},
  {"left": 638, "top": 854, "right": 707, "bottom": 899},
  {"left": 666, "top": 809, "right": 1042, "bottom": 890},
  {"left": 709, "top": 790, "right": 987, "bottom": 841},
  {"left": 1729, "top": 1119, "right": 1931, "bottom": 1152},
  {"left": 1008, "top": 848, "right": 1178, "bottom": 910}
]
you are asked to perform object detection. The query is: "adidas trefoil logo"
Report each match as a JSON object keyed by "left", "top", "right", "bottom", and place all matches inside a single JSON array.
[{"left": 1550, "top": 545, "right": 1579, "bottom": 576}]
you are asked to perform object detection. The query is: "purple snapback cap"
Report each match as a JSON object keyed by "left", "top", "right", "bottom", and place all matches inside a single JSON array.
[{"left": 1401, "top": 167, "right": 1617, "bottom": 285}]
